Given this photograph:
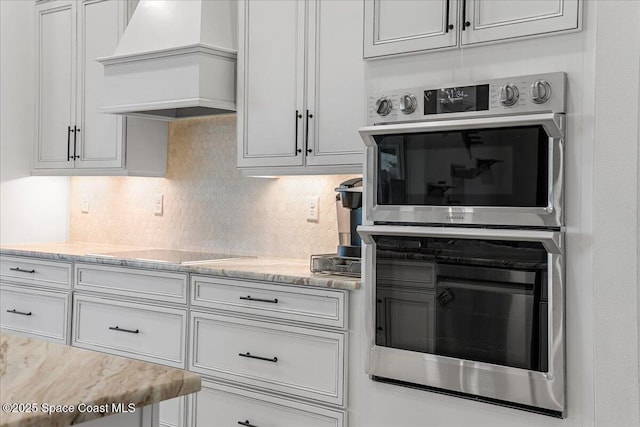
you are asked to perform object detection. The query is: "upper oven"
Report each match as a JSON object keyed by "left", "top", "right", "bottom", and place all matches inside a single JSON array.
[{"left": 359, "top": 73, "right": 566, "bottom": 228}]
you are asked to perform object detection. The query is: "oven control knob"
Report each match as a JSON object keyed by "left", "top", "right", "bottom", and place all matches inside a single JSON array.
[
  {"left": 399, "top": 94, "right": 417, "bottom": 114},
  {"left": 375, "top": 96, "right": 393, "bottom": 116},
  {"left": 529, "top": 80, "right": 552, "bottom": 104},
  {"left": 498, "top": 84, "right": 519, "bottom": 106}
]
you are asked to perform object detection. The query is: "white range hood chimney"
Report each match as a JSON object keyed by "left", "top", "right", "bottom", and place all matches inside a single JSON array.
[{"left": 98, "top": 0, "right": 237, "bottom": 120}]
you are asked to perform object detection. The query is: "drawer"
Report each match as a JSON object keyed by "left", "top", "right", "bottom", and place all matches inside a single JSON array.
[
  {"left": 191, "top": 380, "right": 345, "bottom": 427},
  {"left": 0, "top": 285, "right": 69, "bottom": 344},
  {"left": 73, "top": 295, "right": 187, "bottom": 368},
  {"left": 190, "top": 311, "right": 346, "bottom": 406},
  {"left": 191, "top": 276, "right": 347, "bottom": 328},
  {"left": 75, "top": 263, "right": 188, "bottom": 304},
  {"left": 0, "top": 255, "right": 71, "bottom": 290}
]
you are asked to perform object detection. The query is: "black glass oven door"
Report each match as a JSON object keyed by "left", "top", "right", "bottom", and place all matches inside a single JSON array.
[
  {"left": 373, "top": 234, "right": 549, "bottom": 372},
  {"left": 375, "top": 125, "right": 549, "bottom": 208}
]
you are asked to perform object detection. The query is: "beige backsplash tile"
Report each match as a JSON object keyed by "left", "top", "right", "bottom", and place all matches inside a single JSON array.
[{"left": 70, "top": 115, "right": 359, "bottom": 259}]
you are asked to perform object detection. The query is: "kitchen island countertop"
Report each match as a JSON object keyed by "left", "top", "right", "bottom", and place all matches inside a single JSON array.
[
  {"left": 0, "top": 242, "right": 360, "bottom": 291},
  {"left": 0, "top": 333, "right": 201, "bottom": 427}
]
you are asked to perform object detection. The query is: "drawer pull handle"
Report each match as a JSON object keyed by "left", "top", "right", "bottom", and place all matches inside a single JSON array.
[
  {"left": 109, "top": 326, "right": 140, "bottom": 334},
  {"left": 7, "top": 309, "right": 32, "bottom": 316},
  {"left": 238, "top": 352, "right": 278, "bottom": 363},
  {"left": 9, "top": 267, "right": 36, "bottom": 274},
  {"left": 238, "top": 421, "right": 259, "bottom": 427},
  {"left": 239, "top": 296, "right": 278, "bottom": 304}
]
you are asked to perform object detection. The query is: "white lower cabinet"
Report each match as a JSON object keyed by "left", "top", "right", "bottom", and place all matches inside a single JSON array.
[
  {"left": 190, "top": 311, "right": 346, "bottom": 406},
  {"left": 189, "top": 276, "right": 348, "bottom": 427},
  {"left": 71, "top": 403, "right": 158, "bottom": 427},
  {"left": 159, "top": 397, "right": 184, "bottom": 427},
  {"left": 191, "top": 275, "right": 346, "bottom": 328},
  {"left": 0, "top": 285, "right": 70, "bottom": 344},
  {"left": 72, "top": 294, "right": 187, "bottom": 368},
  {"left": 72, "top": 288, "right": 188, "bottom": 427},
  {"left": 0, "top": 255, "right": 72, "bottom": 290},
  {"left": 0, "top": 256, "right": 72, "bottom": 344},
  {"left": 1, "top": 255, "right": 350, "bottom": 427},
  {"left": 190, "top": 380, "right": 345, "bottom": 427}
]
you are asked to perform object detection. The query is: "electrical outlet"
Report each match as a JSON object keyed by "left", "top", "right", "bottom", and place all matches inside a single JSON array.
[
  {"left": 81, "top": 199, "right": 90, "bottom": 214},
  {"left": 307, "top": 196, "right": 319, "bottom": 222},
  {"left": 154, "top": 194, "right": 163, "bottom": 216}
]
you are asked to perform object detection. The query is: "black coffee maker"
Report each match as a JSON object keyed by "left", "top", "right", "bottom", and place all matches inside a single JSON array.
[
  {"left": 335, "top": 177, "right": 363, "bottom": 257},
  {"left": 310, "top": 178, "right": 363, "bottom": 276}
]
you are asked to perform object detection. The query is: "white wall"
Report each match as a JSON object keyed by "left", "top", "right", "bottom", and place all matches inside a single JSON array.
[
  {"left": 0, "top": 1, "right": 69, "bottom": 244},
  {"left": 349, "top": 1, "right": 639, "bottom": 426},
  {"left": 592, "top": 1, "right": 640, "bottom": 425}
]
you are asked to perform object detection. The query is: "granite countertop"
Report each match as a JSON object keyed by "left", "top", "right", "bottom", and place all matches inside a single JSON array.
[
  {"left": 0, "top": 333, "right": 201, "bottom": 427},
  {"left": 0, "top": 242, "right": 360, "bottom": 291}
]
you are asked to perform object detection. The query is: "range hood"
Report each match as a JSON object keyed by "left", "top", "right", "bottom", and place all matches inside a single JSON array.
[{"left": 97, "top": 0, "right": 237, "bottom": 120}]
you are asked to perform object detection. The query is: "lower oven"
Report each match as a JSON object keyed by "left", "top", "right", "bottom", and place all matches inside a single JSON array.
[{"left": 358, "top": 225, "right": 565, "bottom": 417}]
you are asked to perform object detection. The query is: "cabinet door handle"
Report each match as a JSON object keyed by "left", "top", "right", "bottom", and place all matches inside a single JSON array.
[
  {"left": 239, "top": 295, "right": 278, "bottom": 304},
  {"left": 238, "top": 421, "right": 259, "bottom": 427},
  {"left": 9, "top": 267, "right": 36, "bottom": 274},
  {"left": 6, "top": 309, "right": 32, "bottom": 316},
  {"left": 238, "top": 352, "right": 278, "bottom": 363},
  {"left": 445, "top": 0, "right": 454, "bottom": 32},
  {"left": 67, "top": 126, "right": 73, "bottom": 160},
  {"left": 305, "top": 110, "right": 313, "bottom": 154},
  {"left": 462, "top": 0, "right": 470, "bottom": 30},
  {"left": 108, "top": 326, "right": 140, "bottom": 334},
  {"left": 73, "top": 126, "right": 80, "bottom": 159},
  {"left": 294, "top": 110, "right": 302, "bottom": 155}
]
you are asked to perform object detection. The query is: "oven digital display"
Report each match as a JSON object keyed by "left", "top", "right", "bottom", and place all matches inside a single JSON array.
[{"left": 424, "top": 84, "right": 490, "bottom": 114}]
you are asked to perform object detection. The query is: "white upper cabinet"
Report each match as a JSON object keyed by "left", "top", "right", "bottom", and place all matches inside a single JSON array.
[
  {"left": 364, "top": 0, "right": 582, "bottom": 59},
  {"left": 76, "top": 0, "right": 124, "bottom": 169},
  {"left": 364, "top": 0, "right": 458, "bottom": 58},
  {"left": 305, "top": 0, "right": 366, "bottom": 168},
  {"left": 34, "top": 1, "right": 76, "bottom": 170},
  {"left": 33, "top": 0, "right": 168, "bottom": 176},
  {"left": 237, "top": 0, "right": 364, "bottom": 175},
  {"left": 238, "top": 0, "right": 305, "bottom": 168},
  {"left": 461, "top": 0, "right": 581, "bottom": 45}
]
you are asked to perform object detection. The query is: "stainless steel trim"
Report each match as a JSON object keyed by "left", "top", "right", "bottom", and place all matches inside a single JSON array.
[
  {"left": 359, "top": 112, "right": 564, "bottom": 144},
  {"left": 361, "top": 113, "right": 564, "bottom": 227},
  {"left": 360, "top": 225, "right": 565, "bottom": 415},
  {"left": 358, "top": 225, "right": 562, "bottom": 254}
]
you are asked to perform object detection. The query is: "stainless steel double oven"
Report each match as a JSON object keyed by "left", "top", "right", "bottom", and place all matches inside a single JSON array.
[{"left": 358, "top": 73, "right": 566, "bottom": 417}]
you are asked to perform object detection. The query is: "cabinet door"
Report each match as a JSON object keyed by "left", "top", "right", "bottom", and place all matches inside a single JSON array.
[
  {"left": 305, "top": 0, "right": 364, "bottom": 167},
  {"left": 237, "top": 0, "right": 305, "bottom": 168},
  {"left": 34, "top": 0, "right": 76, "bottom": 170},
  {"left": 75, "top": 0, "right": 125, "bottom": 169},
  {"left": 363, "top": 0, "right": 458, "bottom": 59},
  {"left": 461, "top": 0, "right": 581, "bottom": 46}
]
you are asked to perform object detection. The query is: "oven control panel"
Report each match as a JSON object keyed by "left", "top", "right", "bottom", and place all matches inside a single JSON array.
[{"left": 367, "top": 72, "right": 566, "bottom": 125}]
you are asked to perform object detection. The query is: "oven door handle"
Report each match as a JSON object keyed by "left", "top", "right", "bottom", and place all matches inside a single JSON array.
[
  {"left": 357, "top": 225, "right": 562, "bottom": 254},
  {"left": 358, "top": 112, "right": 564, "bottom": 146}
]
